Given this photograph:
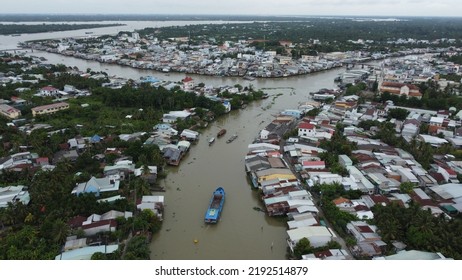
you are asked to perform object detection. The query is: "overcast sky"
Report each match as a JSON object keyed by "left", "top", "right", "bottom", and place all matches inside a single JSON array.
[{"left": 1, "top": 0, "right": 461, "bottom": 17}]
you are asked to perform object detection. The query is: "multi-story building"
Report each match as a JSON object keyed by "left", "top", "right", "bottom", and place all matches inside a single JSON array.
[{"left": 31, "top": 102, "right": 69, "bottom": 117}]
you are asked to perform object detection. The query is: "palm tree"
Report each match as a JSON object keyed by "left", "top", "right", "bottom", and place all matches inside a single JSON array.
[
  {"left": 131, "top": 177, "right": 151, "bottom": 196},
  {"left": 0, "top": 209, "right": 14, "bottom": 229},
  {"left": 52, "top": 219, "right": 70, "bottom": 245}
]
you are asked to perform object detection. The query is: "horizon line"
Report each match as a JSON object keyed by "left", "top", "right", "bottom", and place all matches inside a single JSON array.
[{"left": 0, "top": 13, "right": 461, "bottom": 19}]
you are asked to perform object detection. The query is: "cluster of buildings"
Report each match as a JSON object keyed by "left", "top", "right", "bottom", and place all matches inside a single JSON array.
[
  {"left": 22, "top": 29, "right": 462, "bottom": 80},
  {"left": 56, "top": 193, "right": 165, "bottom": 260},
  {"left": 0, "top": 55, "right": 257, "bottom": 259},
  {"left": 243, "top": 53, "right": 462, "bottom": 259},
  {"left": 0, "top": 148, "right": 165, "bottom": 261},
  {"left": 244, "top": 101, "right": 349, "bottom": 259},
  {"left": 1, "top": 53, "right": 239, "bottom": 129},
  {"left": 0, "top": 137, "right": 166, "bottom": 260},
  {"left": 376, "top": 53, "right": 461, "bottom": 97},
  {"left": 22, "top": 33, "right": 400, "bottom": 78}
]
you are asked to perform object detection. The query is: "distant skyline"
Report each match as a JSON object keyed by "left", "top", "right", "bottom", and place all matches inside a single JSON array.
[{"left": 1, "top": 0, "right": 462, "bottom": 18}]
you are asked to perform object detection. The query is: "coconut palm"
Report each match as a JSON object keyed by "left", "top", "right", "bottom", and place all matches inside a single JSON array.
[{"left": 51, "top": 219, "right": 70, "bottom": 245}]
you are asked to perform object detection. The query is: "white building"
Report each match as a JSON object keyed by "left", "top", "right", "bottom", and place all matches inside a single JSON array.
[
  {"left": 0, "top": 185, "right": 30, "bottom": 208},
  {"left": 162, "top": 110, "right": 192, "bottom": 123},
  {"left": 287, "top": 226, "right": 336, "bottom": 251},
  {"left": 180, "top": 129, "right": 200, "bottom": 141}
]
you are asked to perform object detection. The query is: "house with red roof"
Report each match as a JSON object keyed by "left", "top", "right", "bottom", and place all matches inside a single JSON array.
[
  {"left": 35, "top": 157, "right": 49, "bottom": 166},
  {"left": 347, "top": 221, "right": 386, "bottom": 257},
  {"left": 333, "top": 197, "right": 353, "bottom": 209},
  {"left": 379, "top": 82, "right": 422, "bottom": 99},
  {"left": 10, "top": 96, "right": 27, "bottom": 106},
  {"left": 362, "top": 194, "right": 391, "bottom": 207},
  {"left": 298, "top": 122, "right": 316, "bottom": 138},
  {"left": 39, "top": 86, "right": 60, "bottom": 97},
  {"left": 302, "top": 160, "right": 326, "bottom": 170},
  {"left": 81, "top": 219, "right": 117, "bottom": 236},
  {"left": 444, "top": 167, "right": 458, "bottom": 181},
  {"left": 182, "top": 76, "right": 194, "bottom": 90},
  {"left": 0, "top": 104, "right": 21, "bottom": 119}
]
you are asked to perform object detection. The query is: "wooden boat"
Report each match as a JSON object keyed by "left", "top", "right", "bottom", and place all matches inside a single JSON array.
[
  {"left": 204, "top": 187, "right": 225, "bottom": 223},
  {"left": 226, "top": 134, "right": 238, "bottom": 143},
  {"left": 217, "top": 129, "right": 227, "bottom": 137},
  {"left": 243, "top": 76, "right": 255, "bottom": 81}
]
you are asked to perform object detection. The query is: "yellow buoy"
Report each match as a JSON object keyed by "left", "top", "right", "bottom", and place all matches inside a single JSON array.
[{"left": 194, "top": 239, "right": 199, "bottom": 244}]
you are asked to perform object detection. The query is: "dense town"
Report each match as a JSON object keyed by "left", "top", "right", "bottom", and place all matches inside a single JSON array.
[
  {"left": 0, "top": 51, "right": 264, "bottom": 259},
  {"left": 1, "top": 18, "right": 462, "bottom": 261},
  {"left": 21, "top": 30, "right": 448, "bottom": 79},
  {"left": 244, "top": 51, "right": 462, "bottom": 259}
]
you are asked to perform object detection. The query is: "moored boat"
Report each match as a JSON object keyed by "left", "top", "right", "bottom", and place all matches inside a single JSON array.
[
  {"left": 243, "top": 76, "right": 255, "bottom": 81},
  {"left": 205, "top": 187, "right": 225, "bottom": 223},
  {"left": 208, "top": 137, "right": 215, "bottom": 145},
  {"left": 217, "top": 129, "right": 227, "bottom": 137},
  {"left": 226, "top": 134, "right": 238, "bottom": 143}
]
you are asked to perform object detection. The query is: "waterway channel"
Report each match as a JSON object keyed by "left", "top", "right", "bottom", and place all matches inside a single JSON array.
[
  {"left": 34, "top": 51, "right": 344, "bottom": 259},
  {"left": 3, "top": 23, "right": 344, "bottom": 259}
]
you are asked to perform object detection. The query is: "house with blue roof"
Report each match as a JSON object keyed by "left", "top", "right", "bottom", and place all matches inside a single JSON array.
[
  {"left": 154, "top": 123, "right": 173, "bottom": 131},
  {"left": 223, "top": 100, "right": 231, "bottom": 113},
  {"left": 281, "top": 109, "right": 303, "bottom": 119},
  {"left": 90, "top": 134, "right": 102, "bottom": 143},
  {"left": 72, "top": 176, "right": 120, "bottom": 197},
  {"left": 140, "top": 76, "right": 160, "bottom": 85}
]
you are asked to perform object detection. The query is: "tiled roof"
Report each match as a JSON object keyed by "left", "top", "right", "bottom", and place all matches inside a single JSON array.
[
  {"left": 32, "top": 102, "right": 69, "bottom": 112},
  {"left": 333, "top": 197, "right": 351, "bottom": 205},
  {"left": 299, "top": 122, "right": 315, "bottom": 130}
]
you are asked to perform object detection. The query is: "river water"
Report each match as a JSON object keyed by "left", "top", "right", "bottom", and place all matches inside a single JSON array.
[{"left": 1, "top": 22, "right": 344, "bottom": 259}]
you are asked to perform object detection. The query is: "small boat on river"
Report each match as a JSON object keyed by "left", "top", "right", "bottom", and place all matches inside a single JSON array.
[
  {"left": 217, "top": 129, "right": 227, "bottom": 137},
  {"left": 205, "top": 187, "right": 225, "bottom": 224},
  {"left": 208, "top": 137, "right": 215, "bottom": 145},
  {"left": 226, "top": 134, "right": 238, "bottom": 143},
  {"left": 243, "top": 76, "right": 255, "bottom": 81}
]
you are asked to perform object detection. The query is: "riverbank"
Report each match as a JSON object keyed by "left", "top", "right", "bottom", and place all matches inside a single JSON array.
[
  {"left": 2, "top": 24, "right": 348, "bottom": 259},
  {"left": 22, "top": 41, "right": 345, "bottom": 79},
  {"left": 0, "top": 23, "right": 124, "bottom": 36}
]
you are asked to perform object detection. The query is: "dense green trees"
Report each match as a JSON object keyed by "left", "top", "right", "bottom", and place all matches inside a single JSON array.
[
  {"left": 379, "top": 80, "right": 462, "bottom": 111},
  {"left": 1, "top": 56, "right": 262, "bottom": 259},
  {"left": 319, "top": 128, "right": 356, "bottom": 177},
  {"left": 311, "top": 183, "right": 361, "bottom": 236},
  {"left": 292, "top": 238, "right": 344, "bottom": 259},
  {"left": 95, "top": 84, "right": 229, "bottom": 120},
  {"left": 0, "top": 225, "right": 57, "bottom": 259},
  {"left": 345, "top": 83, "right": 367, "bottom": 96},
  {"left": 387, "top": 108, "right": 409, "bottom": 120},
  {"left": 0, "top": 160, "right": 160, "bottom": 259},
  {"left": 399, "top": 182, "right": 416, "bottom": 194},
  {"left": 139, "top": 18, "right": 462, "bottom": 55},
  {"left": 0, "top": 23, "right": 122, "bottom": 35},
  {"left": 373, "top": 202, "right": 462, "bottom": 259},
  {"left": 123, "top": 236, "right": 151, "bottom": 260},
  {"left": 293, "top": 238, "right": 313, "bottom": 259}
]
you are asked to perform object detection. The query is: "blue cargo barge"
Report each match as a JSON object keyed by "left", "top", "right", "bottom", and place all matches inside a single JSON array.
[{"left": 204, "top": 187, "right": 225, "bottom": 223}]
